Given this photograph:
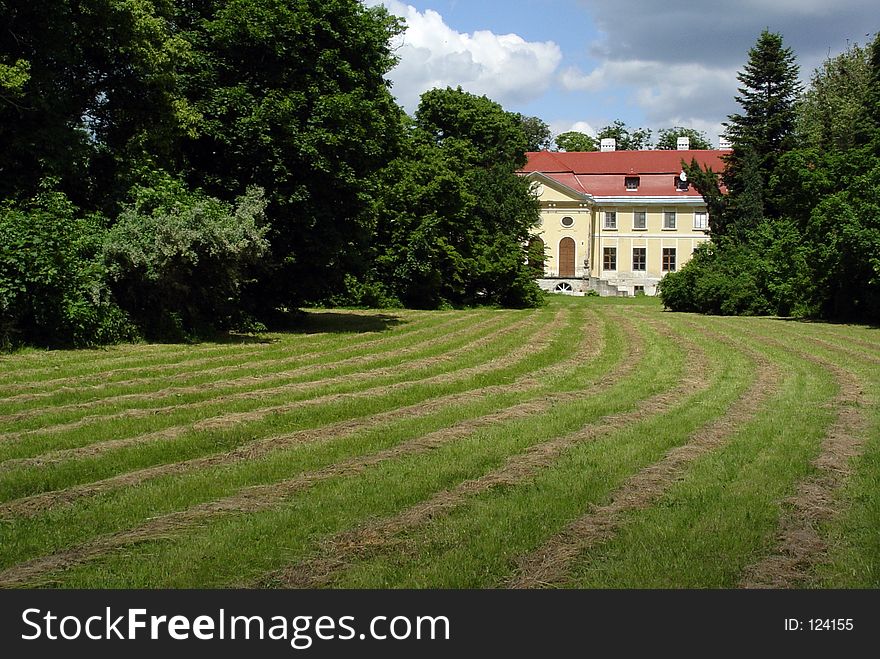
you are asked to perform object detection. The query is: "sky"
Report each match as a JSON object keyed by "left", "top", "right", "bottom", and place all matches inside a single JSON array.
[{"left": 365, "top": 0, "right": 878, "bottom": 147}]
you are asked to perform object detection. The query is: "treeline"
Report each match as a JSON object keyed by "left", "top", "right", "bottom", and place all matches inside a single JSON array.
[
  {"left": 0, "top": 0, "right": 542, "bottom": 348},
  {"left": 553, "top": 123, "right": 713, "bottom": 152},
  {"left": 660, "top": 30, "right": 880, "bottom": 323}
]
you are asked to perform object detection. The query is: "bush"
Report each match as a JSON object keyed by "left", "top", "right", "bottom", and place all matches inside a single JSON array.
[
  {"left": 0, "top": 187, "right": 136, "bottom": 349},
  {"left": 324, "top": 274, "right": 402, "bottom": 309},
  {"left": 103, "top": 175, "right": 270, "bottom": 339},
  {"left": 659, "top": 240, "right": 774, "bottom": 316}
]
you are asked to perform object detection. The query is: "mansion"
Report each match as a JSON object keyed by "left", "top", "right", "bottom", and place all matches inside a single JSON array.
[{"left": 520, "top": 139, "right": 727, "bottom": 296}]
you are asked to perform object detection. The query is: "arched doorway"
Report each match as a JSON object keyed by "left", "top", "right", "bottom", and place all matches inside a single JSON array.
[{"left": 558, "top": 237, "right": 575, "bottom": 277}]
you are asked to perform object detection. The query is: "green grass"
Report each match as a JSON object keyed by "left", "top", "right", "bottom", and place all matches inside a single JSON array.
[{"left": 0, "top": 295, "right": 877, "bottom": 589}]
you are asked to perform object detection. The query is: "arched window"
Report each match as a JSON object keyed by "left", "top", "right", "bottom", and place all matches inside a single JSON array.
[{"left": 554, "top": 282, "right": 574, "bottom": 293}]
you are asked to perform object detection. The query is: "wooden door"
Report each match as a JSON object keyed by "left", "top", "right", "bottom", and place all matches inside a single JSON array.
[{"left": 558, "top": 237, "right": 575, "bottom": 277}]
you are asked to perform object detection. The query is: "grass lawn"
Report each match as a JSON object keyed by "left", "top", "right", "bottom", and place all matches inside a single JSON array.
[{"left": 0, "top": 295, "right": 876, "bottom": 588}]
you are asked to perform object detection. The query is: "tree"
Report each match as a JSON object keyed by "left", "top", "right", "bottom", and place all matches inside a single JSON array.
[
  {"left": 597, "top": 120, "right": 652, "bottom": 150},
  {"left": 415, "top": 86, "right": 528, "bottom": 167},
  {"left": 172, "top": 0, "right": 405, "bottom": 311},
  {"left": 372, "top": 88, "right": 542, "bottom": 309},
  {"left": 0, "top": 0, "right": 186, "bottom": 209},
  {"left": 724, "top": 29, "right": 801, "bottom": 206},
  {"left": 797, "top": 41, "right": 873, "bottom": 151},
  {"left": 655, "top": 127, "right": 713, "bottom": 150},
  {"left": 554, "top": 131, "right": 597, "bottom": 152},
  {"left": 103, "top": 176, "right": 269, "bottom": 338},
  {"left": 519, "top": 115, "right": 552, "bottom": 151},
  {"left": 0, "top": 186, "right": 134, "bottom": 348},
  {"left": 687, "top": 31, "right": 801, "bottom": 238}
]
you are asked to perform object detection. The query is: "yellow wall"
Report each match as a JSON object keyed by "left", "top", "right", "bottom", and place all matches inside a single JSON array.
[
  {"left": 531, "top": 181, "right": 592, "bottom": 277},
  {"left": 590, "top": 206, "right": 710, "bottom": 279},
  {"left": 530, "top": 177, "right": 712, "bottom": 285}
]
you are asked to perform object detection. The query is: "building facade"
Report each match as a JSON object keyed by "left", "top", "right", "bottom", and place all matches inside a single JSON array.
[{"left": 521, "top": 143, "right": 726, "bottom": 296}]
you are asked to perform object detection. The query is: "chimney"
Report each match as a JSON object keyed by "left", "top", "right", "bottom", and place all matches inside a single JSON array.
[
  {"left": 676, "top": 136, "right": 690, "bottom": 150},
  {"left": 600, "top": 138, "right": 616, "bottom": 152},
  {"left": 719, "top": 136, "right": 732, "bottom": 150}
]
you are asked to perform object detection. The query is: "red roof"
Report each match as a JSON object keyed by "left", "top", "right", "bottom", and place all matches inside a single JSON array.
[{"left": 522, "top": 150, "right": 727, "bottom": 197}]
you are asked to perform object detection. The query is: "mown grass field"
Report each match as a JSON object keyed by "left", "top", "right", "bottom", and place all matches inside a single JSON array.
[{"left": 0, "top": 295, "right": 877, "bottom": 589}]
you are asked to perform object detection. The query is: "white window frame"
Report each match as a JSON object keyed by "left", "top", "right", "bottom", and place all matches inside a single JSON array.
[
  {"left": 632, "top": 247, "right": 646, "bottom": 272},
  {"left": 694, "top": 211, "right": 708, "bottom": 230},
  {"left": 604, "top": 210, "right": 617, "bottom": 230},
  {"left": 633, "top": 210, "right": 647, "bottom": 230},
  {"left": 662, "top": 247, "right": 677, "bottom": 272},
  {"left": 603, "top": 246, "right": 617, "bottom": 271},
  {"left": 625, "top": 176, "right": 639, "bottom": 191},
  {"left": 663, "top": 211, "right": 677, "bottom": 230}
]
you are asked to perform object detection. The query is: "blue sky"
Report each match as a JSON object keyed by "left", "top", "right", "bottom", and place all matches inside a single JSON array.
[{"left": 367, "top": 0, "right": 878, "bottom": 147}]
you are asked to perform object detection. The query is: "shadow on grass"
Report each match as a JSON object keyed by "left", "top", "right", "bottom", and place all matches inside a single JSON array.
[
  {"left": 1, "top": 311, "right": 409, "bottom": 353},
  {"left": 175, "top": 312, "right": 407, "bottom": 346},
  {"left": 773, "top": 317, "right": 879, "bottom": 330},
  {"left": 281, "top": 311, "right": 406, "bottom": 335}
]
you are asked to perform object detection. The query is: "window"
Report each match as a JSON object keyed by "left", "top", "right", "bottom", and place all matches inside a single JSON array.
[
  {"left": 663, "top": 211, "right": 677, "bottom": 230},
  {"left": 632, "top": 247, "right": 646, "bottom": 271},
  {"left": 561, "top": 216, "right": 575, "bottom": 228},
  {"left": 603, "top": 247, "right": 617, "bottom": 271},
  {"left": 554, "top": 282, "right": 574, "bottom": 293},
  {"left": 694, "top": 211, "right": 708, "bottom": 230},
  {"left": 633, "top": 211, "right": 647, "bottom": 230},
  {"left": 633, "top": 285, "right": 645, "bottom": 296},
  {"left": 625, "top": 176, "right": 640, "bottom": 191},
  {"left": 662, "top": 247, "right": 677, "bottom": 272},
  {"left": 604, "top": 211, "right": 617, "bottom": 230},
  {"left": 675, "top": 176, "right": 689, "bottom": 191}
]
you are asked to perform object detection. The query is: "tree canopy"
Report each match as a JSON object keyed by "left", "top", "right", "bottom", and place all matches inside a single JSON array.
[
  {"left": 654, "top": 127, "right": 713, "bottom": 150},
  {"left": 597, "top": 120, "right": 652, "bottom": 150},
  {"left": 554, "top": 131, "right": 597, "bottom": 152},
  {"left": 369, "top": 88, "right": 541, "bottom": 309},
  {"left": 1, "top": 4, "right": 548, "bottom": 348},
  {"left": 724, "top": 28, "right": 802, "bottom": 214},
  {"left": 519, "top": 115, "right": 553, "bottom": 151},
  {"left": 664, "top": 30, "right": 880, "bottom": 323}
]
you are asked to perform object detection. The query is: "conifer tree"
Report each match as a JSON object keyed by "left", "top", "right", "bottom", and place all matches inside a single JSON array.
[{"left": 724, "top": 30, "right": 801, "bottom": 216}]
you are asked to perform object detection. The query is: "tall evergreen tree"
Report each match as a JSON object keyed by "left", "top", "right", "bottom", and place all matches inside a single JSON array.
[{"left": 723, "top": 30, "right": 801, "bottom": 217}]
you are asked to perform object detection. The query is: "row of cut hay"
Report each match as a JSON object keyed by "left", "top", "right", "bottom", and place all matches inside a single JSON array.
[
  {"left": 0, "top": 307, "right": 580, "bottom": 519},
  {"left": 0, "top": 309, "right": 534, "bottom": 470},
  {"left": 0, "top": 310, "right": 511, "bottom": 435},
  {"left": 0, "top": 303, "right": 681, "bottom": 587},
  {"left": 0, "top": 309, "right": 450, "bottom": 388},
  {"left": 0, "top": 310, "right": 476, "bottom": 408},
  {"left": 2, "top": 299, "right": 876, "bottom": 588},
  {"left": 0, "top": 302, "right": 600, "bottom": 580}
]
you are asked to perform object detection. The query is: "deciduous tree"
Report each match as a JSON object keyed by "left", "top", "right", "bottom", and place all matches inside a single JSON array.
[
  {"left": 554, "top": 131, "right": 597, "bottom": 152},
  {"left": 654, "top": 127, "right": 713, "bottom": 150}
]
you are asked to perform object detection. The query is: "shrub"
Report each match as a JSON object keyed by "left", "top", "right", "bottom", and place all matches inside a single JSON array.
[
  {"left": 659, "top": 240, "right": 774, "bottom": 316},
  {"left": 103, "top": 176, "right": 269, "bottom": 339},
  {"left": 0, "top": 187, "right": 135, "bottom": 349}
]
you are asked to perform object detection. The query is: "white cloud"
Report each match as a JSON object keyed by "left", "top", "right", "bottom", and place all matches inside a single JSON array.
[
  {"left": 371, "top": 1, "right": 563, "bottom": 112},
  {"left": 559, "top": 59, "right": 739, "bottom": 142},
  {"left": 549, "top": 120, "right": 597, "bottom": 137}
]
